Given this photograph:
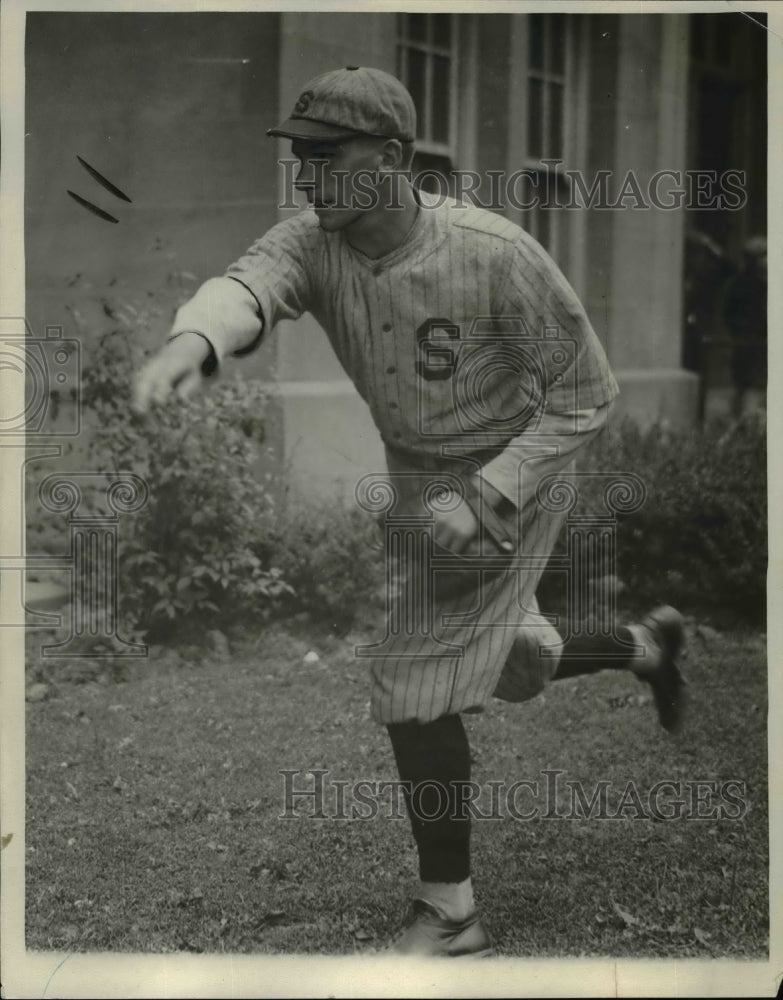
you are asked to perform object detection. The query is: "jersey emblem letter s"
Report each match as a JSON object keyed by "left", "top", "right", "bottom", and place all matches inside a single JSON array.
[{"left": 416, "top": 318, "right": 460, "bottom": 382}]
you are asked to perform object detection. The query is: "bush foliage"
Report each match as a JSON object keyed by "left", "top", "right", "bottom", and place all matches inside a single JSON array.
[
  {"left": 79, "top": 330, "right": 291, "bottom": 640},
  {"left": 256, "top": 498, "right": 385, "bottom": 635},
  {"left": 573, "top": 413, "right": 767, "bottom": 625}
]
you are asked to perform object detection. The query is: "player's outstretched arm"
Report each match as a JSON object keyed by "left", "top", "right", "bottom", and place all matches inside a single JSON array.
[{"left": 132, "top": 276, "right": 264, "bottom": 414}]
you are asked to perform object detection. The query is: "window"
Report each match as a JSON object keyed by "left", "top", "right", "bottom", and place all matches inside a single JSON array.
[
  {"left": 397, "top": 13, "right": 459, "bottom": 195},
  {"left": 687, "top": 14, "right": 766, "bottom": 252},
  {"left": 690, "top": 14, "right": 745, "bottom": 75},
  {"left": 522, "top": 13, "right": 571, "bottom": 259},
  {"left": 526, "top": 13, "right": 566, "bottom": 161}
]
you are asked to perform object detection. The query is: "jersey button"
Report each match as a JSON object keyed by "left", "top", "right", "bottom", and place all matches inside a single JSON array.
[
  {"left": 386, "top": 365, "right": 396, "bottom": 375},
  {"left": 382, "top": 322, "right": 392, "bottom": 332},
  {"left": 389, "top": 401, "right": 398, "bottom": 409},
  {"left": 393, "top": 431, "right": 402, "bottom": 439}
]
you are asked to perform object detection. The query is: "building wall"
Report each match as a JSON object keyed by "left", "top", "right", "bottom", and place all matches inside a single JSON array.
[
  {"left": 25, "top": 12, "right": 281, "bottom": 338},
  {"left": 27, "top": 11, "right": 752, "bottom": 497}
]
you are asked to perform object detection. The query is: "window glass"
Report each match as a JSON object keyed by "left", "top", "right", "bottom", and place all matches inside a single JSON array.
[
  {"left": 523, "top": 14, "right": 571, "bottom": 259},
  {"left": 714, "top": 17, "right": 733, "bottom": 68},
  {"left": 529, "top": 15, "right": 544, "bottom": 70},
  {"left": 397, "top": 13, "right": 457, "bottom": 155},
  {"left": 408, "top": 13, "right": 427, "bottom": 43},
  {"left": 690, "top": 15, "right": 707, "bottom": 59},
  {"left": 527, "top": 15, "right": 567, "bottom": 162},
  {"left": 432, "top": 55, "right": 450, "bottom": 144},
  {"left": 407, "top": 48, "right": 427, "bottom": 126},
  {"left": 549, "top": 81, "right": 563, "bottom": 159},
  {"left": 432, "top": 14, "right": 451, "bottom": 48},
  {"left": 549, "top": 14, "right": 566, "bottom": 74},
  {"left": 527, "top": 77, "right": 543, "bottom": 158}
]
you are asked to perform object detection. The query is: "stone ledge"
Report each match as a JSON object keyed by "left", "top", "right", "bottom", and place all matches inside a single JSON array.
[{"left": 612, "top": 368, "right": 699, "bottom": 427}]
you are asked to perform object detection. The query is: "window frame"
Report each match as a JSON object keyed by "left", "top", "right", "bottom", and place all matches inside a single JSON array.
[
  {"left": 507, "top": 13, "right": 589, "bottom": 289},
  {"left": 397, "top": 13, "right": 461, "bottom": 165}
]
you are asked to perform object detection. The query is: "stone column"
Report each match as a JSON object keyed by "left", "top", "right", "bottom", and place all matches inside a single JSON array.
[
  {"left": 608, "top": 14, "right": 698, "bottom": 425},
  {"left": 261, "top": 13, "right": 400, "bottom": 499}
]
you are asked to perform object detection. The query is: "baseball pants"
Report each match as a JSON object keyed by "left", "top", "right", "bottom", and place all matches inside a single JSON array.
[{"left": 369, "top": 404, "right": 613, "bottom": 725}]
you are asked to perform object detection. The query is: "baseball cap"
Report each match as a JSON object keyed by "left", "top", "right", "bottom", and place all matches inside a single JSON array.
[{"left": 267, "top": 66, "right": 417, "bottom": 142}]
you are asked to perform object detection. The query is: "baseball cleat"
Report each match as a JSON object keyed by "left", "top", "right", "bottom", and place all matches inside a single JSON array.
[
  {"left": 633, "top": 605, "right": 687, "bottom": 733},
  {"left": 390, "top": 899, "right": 493, "bottom": 957}
]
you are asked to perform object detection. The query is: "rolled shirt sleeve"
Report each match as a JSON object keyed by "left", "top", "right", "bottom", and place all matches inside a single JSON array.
[
  {"left": 477, "top": 405, "right": 614, "bottom": 510},
  {"left": 169, "top": 276, "right": 264, "bottom": 362}
]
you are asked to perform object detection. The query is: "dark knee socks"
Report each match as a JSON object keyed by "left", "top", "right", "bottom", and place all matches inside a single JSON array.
[
  {"left": 386, "top": 714, "right": 471, "bottom": 883},
  {"left": 553, "top": 625, "right": 637, "bottom": 679}
]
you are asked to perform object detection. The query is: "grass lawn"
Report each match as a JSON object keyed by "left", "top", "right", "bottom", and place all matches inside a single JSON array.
[{"left": 24, "top": 616, "right": 767, "bottom": 958}]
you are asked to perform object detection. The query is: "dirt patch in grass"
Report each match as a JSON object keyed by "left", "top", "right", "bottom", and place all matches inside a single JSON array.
[{"left": 25, "top": 619, "right": 767, "bottom": 957}]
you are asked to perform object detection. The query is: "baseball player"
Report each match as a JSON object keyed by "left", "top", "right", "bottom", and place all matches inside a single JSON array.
[{"left": 133, "top": 67, "right": 686, "bottom": 957}]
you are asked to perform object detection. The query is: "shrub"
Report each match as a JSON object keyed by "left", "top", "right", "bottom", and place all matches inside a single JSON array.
[
  {"left": 256, "top": 497, "right": 385, "bottom": 635},
  {"left": 540, "top": 413, "right": 767, "bottom": 626},
  {"left": 78, "top": 327, "right": 291, "bottom": 641}
]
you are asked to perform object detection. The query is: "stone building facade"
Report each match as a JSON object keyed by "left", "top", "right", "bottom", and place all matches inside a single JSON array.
[{"left": 25, "top": 10, "right": 767, "bottom": 495}]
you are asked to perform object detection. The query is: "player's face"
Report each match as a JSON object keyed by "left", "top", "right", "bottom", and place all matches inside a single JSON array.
[{"left": 291, "top": 137, "right": 386, "bottom": 231}]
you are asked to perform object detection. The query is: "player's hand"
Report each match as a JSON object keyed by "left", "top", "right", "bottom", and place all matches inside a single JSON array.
[
  {"left": 132, "top": 332, "right": 214, "bottom": 414},
  {"left": 431, "top": 476, "right": 515, "bottom": 555},
  {"left": 431, "top": 498, "right": 480, "bottom": 555}
]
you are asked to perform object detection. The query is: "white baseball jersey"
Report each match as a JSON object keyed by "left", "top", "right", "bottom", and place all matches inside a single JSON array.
[{"left": 171, "top": 192, "right": 620, "bottom": 723}]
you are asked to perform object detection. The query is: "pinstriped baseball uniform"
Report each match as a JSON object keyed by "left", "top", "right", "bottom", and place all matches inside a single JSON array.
[{"left": 171, "top": 190, "right": 620, "bottom": 724}]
